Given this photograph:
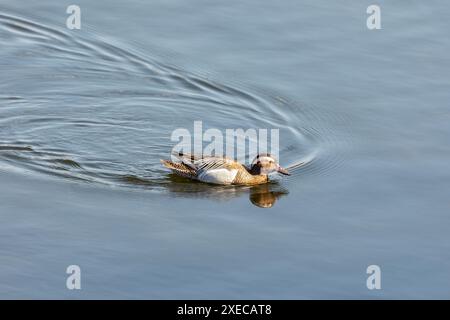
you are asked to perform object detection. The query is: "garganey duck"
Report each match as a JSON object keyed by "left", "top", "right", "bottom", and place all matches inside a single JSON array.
[{"left": 161, "top": 153, "right": 290, "bottom": 185}]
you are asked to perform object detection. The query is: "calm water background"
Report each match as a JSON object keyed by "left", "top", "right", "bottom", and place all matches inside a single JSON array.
[{"left": 1, "top": 0, "right": 450, "bottom": 298}]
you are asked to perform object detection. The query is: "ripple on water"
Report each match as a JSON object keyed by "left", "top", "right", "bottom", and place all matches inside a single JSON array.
[{"left": 0, "top": 12, "right": 350, "bottom": 194}]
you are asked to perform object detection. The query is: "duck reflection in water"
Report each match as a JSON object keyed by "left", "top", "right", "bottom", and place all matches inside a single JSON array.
[
  {"left": 163, "top": 174, "right": 288, "bottom": 208},
  {"left": 249, "top": 183, "right": 287, "bottom": 208}
]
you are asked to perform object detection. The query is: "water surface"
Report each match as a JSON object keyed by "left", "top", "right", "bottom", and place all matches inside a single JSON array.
[{"left": 1, "top": 1, "right": 450, "bottom": 298}]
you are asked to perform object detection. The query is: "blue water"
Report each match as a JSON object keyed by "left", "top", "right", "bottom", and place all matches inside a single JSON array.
[{"left": 1, "top": 1, "right": 449, "bottom": 298}]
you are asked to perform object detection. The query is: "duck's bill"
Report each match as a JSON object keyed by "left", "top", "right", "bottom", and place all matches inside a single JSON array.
[{"left": 277, "top": 166, "right": 291, "bottom": 176}]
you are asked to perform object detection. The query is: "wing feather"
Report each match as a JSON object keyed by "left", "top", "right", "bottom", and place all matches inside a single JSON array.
[{"left": 171, "top": 153, "right": 241, "bottom": 174}]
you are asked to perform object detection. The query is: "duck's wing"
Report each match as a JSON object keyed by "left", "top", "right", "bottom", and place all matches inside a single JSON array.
[
  {"left": 192, "top": 157, "right": 245, "bottom": 185},
  {"left": 172, "top": 153, "right": 237, "bottom": 172},
  {"left": 194, "top": 157, "right": 238, "bottom": 172}
]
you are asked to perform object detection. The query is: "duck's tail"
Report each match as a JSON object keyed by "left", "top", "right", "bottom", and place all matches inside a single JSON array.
[{"left": 160, "top": 159, "right": 198, "bottom": 179}]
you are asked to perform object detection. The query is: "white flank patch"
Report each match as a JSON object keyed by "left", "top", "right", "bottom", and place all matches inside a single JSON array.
[{"left": 198, "top": 169, "right": 238, "bottom": 185}]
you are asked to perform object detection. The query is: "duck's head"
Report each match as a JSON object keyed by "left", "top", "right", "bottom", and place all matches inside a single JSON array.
[{"left": 250, "top": 153, "right": 290, "bottom": 176}]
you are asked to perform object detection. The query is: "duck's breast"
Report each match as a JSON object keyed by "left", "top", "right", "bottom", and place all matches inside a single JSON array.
[{"left": 198, "top": 168, "right": 238, "bottom": 185}]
